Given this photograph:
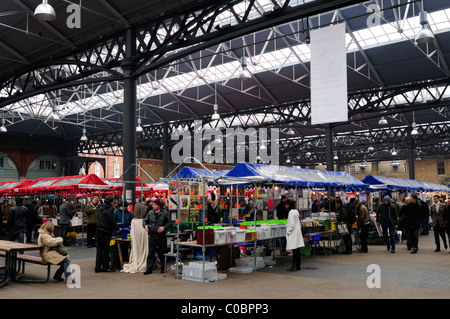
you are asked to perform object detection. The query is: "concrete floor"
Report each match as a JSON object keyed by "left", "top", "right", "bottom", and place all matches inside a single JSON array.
[{"left": 1, "top": 231, "right": 449, "bottom": 300}]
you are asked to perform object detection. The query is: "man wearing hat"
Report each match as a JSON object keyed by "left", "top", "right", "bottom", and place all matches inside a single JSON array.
[
  {"left": 143, "top": 198, "right": 171, "bottom": 275},
  {"left": 376, "top": 195, "right": 399, "bottom": 253}
]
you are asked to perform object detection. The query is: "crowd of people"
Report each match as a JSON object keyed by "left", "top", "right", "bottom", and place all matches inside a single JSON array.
[
  {"left": 1, "top": 191, "right": 449, "bottom": 281},
  {"left": 315, "top": 194, "right": 450, "bottom": 255},
  {"left": 0, "top": 195, "right": 171, "bottom": 282}
]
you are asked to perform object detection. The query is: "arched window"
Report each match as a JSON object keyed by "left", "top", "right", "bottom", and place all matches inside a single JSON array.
[
  {"left": 114, "top": 161, "right": 120, "bottom": 178},
  {"left": 95, "top": 162, "right": 101, "bottom": 177}
]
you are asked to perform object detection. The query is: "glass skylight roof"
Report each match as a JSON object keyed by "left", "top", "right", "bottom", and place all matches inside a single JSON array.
[{"left": 2, "top": 3, "right": 450, "bottom": 124}]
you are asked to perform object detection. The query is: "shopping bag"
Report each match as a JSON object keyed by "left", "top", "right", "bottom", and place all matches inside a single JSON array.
[{"left": 337, "top": 222, "right": 349, "bottom": 236}]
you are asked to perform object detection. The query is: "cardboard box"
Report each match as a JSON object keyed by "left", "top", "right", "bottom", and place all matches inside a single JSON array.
[{"left": 245, "top": 230, "right": 257, "bottom": 241}]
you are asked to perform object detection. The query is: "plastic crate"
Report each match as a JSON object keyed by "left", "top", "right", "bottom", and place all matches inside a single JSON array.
[
  {"left": 182, "top": 265, "right": 217, "bottom": 282},
  {"left": 188, "top": 261, "right": 216, "bottom": 270},
  {"left": 235, "top": 230, "right": 246, "bottom": 242},
  {"left": 214, "top": 229, "right": 226, "bottom": 244},
  {"left": 229, "top": 266, "right": 253, "bottom": 274}
]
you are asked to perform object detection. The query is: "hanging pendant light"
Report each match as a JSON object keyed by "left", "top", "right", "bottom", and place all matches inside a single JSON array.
[
  {"left": 238, "top": 56, "right": 252, "bottom": 80},
  {"left": 0, "top": 118, "right": 7, "bottom": 133},
  {"left": 415, "top": 6, "right": 434, "bottom": 44},
  {"left": 34, "top": 0, "right": 56, "bottom": 21},
  {"left": 211, "top": 82, "right": 221, "bottom": 120},
  {"left": 80, "top": 128, "right": 88, "bottom": 141},
  {"left": 48, "top": 105, "right": 60, "bottom": 121},
  {"left": 411, "top": 123, "right": 419, "bottom": 136},
  {"left": 211, "top": 103, "right": 221, "bottom": 121},
  {"left": 136, "top": 118, "right": 144, "bottom": 134},
  {"left": 378, "top": 116, "right": 388, "bottom": 125}
]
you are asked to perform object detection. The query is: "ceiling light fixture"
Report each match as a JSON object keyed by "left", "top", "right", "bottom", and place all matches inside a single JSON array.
[
  {"left": 260, "top": 142, "right": 266, "bottom": 150},
  {"left": 238, "top": 56, "right": 252, "bottom": 80},
  {"left": 48, "top": 107, "right": 60, "bottom": 121},
  {"left": 136, "top": 118, "right": 144, "bottom": 134},
  {"left": 411, "top": 111, "right": 419, "bottom": 135},
  {"left": 415, "top": 3, "right": 434, "bottom": 44},
  {"left": 80, "top": 128, "right": 88, "bottom": 141},
  {"left": 411, "top": 123, "right": 419, "bottom": 136},
  {"left": 378, "top": 116, "right": 388, "bottom": 125},
  {"left": 34, "top": 0, "right": 56, "bottom": 21},
  {"left": 287, "top": 127, "right": 295, "bottom": 135},
  {"left": 0, "top": 118, "right": 7, "bottom": 133},
  {"left": 211, "top": 82, "right": 221, "bottom": 121}
]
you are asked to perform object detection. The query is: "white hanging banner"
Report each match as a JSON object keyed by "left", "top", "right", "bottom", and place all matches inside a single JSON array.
[{"left": 310, "top": 23, "right": 348, "bottom": 125}]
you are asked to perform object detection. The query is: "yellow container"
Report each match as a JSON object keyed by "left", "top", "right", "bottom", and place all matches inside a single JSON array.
[{"left": 331, "top": 222, "right": 337, "bottom": 231}]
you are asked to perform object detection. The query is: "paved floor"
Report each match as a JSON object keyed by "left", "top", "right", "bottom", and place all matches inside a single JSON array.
[{"left": 1, "top": 231, "right": 449, "bottom": 300}]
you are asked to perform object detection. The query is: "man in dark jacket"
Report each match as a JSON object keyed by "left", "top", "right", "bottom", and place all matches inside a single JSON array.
[
  {"left": 336, "top": 199, "right": 353, "bottom": 254},
  {"left": 59, "top": 198, "right": 73, "bottom": 246},
  {"left": 376, "top": 195, "right": 398, "bottom": 253},
  {"left": 25, "top": 200, "right": 38, "bottom": 243},
  {"left": 143, "top": 198, "right": 171, "bottom": 275},
  {"left": 276, "top": 195, "right": 289, "bottom": 255},
  {"left": 95, "top": 196, "right": 119, "bottom": 273},
  {"left": 7, "top": 197, "right": 28, "bottom": 244},
  {"left": 404, "top": 195, "right": 422, "bottom": 254}
]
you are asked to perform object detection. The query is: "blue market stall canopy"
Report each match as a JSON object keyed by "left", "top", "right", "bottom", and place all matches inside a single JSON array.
[
  {"left": 420, "top": 182, "right": 450, "bottom": 192},
  {"left": 361, "top": 175, "right": 449, "bottom": 192},
  {"left": 219, "top": 162, "right": 369, "bottom": 190},
  {"left": 172, "top": 166, "right": 229, "bottom": 180}
]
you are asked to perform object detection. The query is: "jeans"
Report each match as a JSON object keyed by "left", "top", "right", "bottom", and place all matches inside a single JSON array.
[
  {"left": 54, "top": 257, "right": 71, "bottom": 280},
  {"left": 8, "top": 230, "right": 25, "bottom": 253},
  {"left": 382, "top": 223, "right": 396, "bottom": 250},
  {"left": 146, "top": 235, "right": 167, "bottom": 271}
]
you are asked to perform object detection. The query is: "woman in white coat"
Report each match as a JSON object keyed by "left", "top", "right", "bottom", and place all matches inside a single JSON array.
[{"left": 285, "top": 200, "right": 304, "bottom": 271}]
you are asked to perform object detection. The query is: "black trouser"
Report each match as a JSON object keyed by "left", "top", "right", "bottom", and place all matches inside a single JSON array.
[
  {"left": 342, "top": 233, "right": 352, "bottom": 253},
  {"left": 146, "top": 235, "right": 167, "bottom": 271},
  {"left": 96, "top": 230, "right": 112, "bottom": 270},
  {"left": 359, "top": 224, "right": 370, "bottom": 252},
  {"left": 407, "top": 227, "right": 419, "bottom": 249},
  {"left": 292, "top": 247, "right": 301, "bottom": 269},
  {"left": 59, "top": 223, "right": 70, "bottom": 246},
  {"left": 87, "top": 223, "right": 97, "bottom": 247},
  {"left": 433, "top": 224, "right": 447, "bottom": 250},
  {"left": 26, "top": 227, "right": 34, "bottom": 243}
]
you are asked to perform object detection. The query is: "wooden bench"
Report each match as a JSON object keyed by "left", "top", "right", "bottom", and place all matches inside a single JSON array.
[{"left": 0, "top": 251, "right": 51, "bottom": 283}]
